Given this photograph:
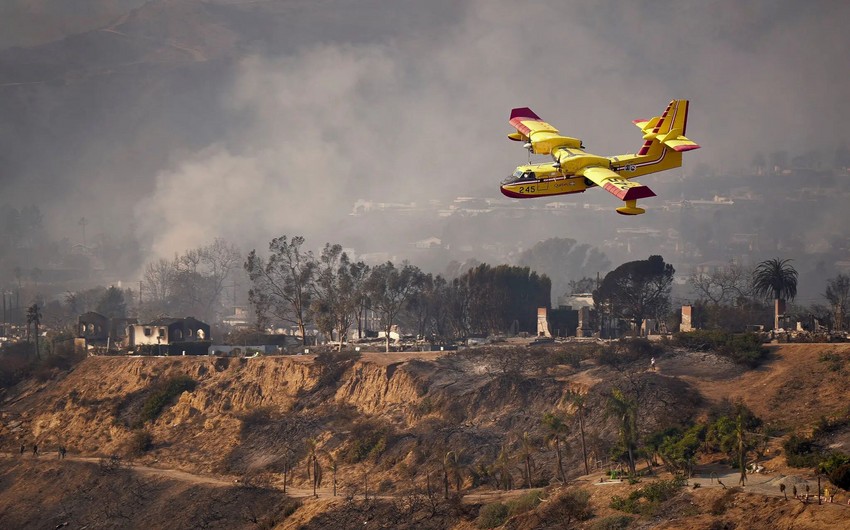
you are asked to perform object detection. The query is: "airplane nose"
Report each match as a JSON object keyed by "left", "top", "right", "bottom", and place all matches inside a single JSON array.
[{"left": 500, "top": 185, "right": 522, "bottom": 198}]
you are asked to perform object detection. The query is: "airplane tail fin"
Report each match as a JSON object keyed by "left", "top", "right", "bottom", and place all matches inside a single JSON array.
[{"left": 633, "top": 99, "right": 700, "bottom": 155}]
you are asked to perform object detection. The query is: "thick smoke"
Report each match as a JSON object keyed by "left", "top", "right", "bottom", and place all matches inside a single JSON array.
[
  {"left": 133, "top": 0, "right": 850, "bottom": 261},
  {"left": 2, "top": 0, "right": 849, "bottom": 285}
]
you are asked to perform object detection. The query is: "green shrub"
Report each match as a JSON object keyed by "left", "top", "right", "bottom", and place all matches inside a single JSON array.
[
  {"left": 590, "top": 514, "right": 634, "bottom": 530},
  {"left": 673, "top": 330, "right": 729, "bottom": 351},
  {"left": 547, "top": 488, "right": 592, "bottom": 524},
  {"left": 477, "top": 502, "right": 509, "bottom": 529},
  {"left": 507, "top": 489, "right": 542, "bottom": 516},
  {"left": 673, "top": 331, "right": 767, "bottom": 367},
  {"left": 124, "top": 429, "right": 153, "bottom": 457},
  {"left": 551, "top": 343, "right": 600, "bottom": 368},
  {"left": 340, "top": 421, "right": 394, "bottom": 464},
  {"left": 812, "top": 414, "right": 850, "bottom": 437},
  {"left": 558, "top": 350, "right": 584, "bottom": 369},
  {"left": 596, "top": 339, "right": 662, "bottom": 367},
  {"left": 829, "top": 463, "right": 850, "bottom": 490},
  {"left": 640, "top": 478, "right": 685, "bottom": 502},
  {"left": 138, "top": 375, "right": 197, "bottom": 425},
  {"left": 609, "top": 495, "right": 639, "bottom": 514},
  {"left": 720, "top": 333, "right": 767, "bottom": 366},
  {"left": 416, "top": 397, "right": 435, "bottom": 415},
  {"left": 783, "top": 434, "right": 822, "bottom": 469},
  {"left": 818, "top": 452, "right": 850, "bottom": 474},
  {"left": 709, "top": 487, "right": 740, "bottom": 515},
  {"left": 610, "top": 478, "right": 684, "bottom": 516},
  {"left": 818, "top": 351, "right": 842, "bottom": 363}
]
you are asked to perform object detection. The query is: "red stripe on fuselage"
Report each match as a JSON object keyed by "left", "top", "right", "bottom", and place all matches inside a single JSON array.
[{"left": 500, "top": 186, "right": 585, "bottom": 199}]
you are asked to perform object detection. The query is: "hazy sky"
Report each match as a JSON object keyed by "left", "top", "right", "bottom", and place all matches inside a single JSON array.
[{"left": 2, "top": 0, "right": 849, "bottom": 277}]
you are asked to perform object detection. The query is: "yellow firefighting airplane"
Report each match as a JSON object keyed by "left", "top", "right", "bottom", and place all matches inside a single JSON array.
[{"left": 501, "top": 99, "right": 699, "bottom": 215}]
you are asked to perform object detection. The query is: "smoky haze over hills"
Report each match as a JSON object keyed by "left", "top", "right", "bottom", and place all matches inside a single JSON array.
[{"left": 1, "top": 0, "right": 849, "bottom": 303}]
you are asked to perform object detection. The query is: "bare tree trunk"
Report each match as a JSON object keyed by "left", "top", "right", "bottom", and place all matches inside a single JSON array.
[
  {"left": 299, "top": 321, "right": 307, "bottom": 346},
  {"left": 555, "top": 438, "right": 565, "bottom": 483},
  {"left": 578, "top": 408, "right": 589, "bottom": 475},
  {"left": 312, "top": 456, "right": 319, "bottom": 498}
]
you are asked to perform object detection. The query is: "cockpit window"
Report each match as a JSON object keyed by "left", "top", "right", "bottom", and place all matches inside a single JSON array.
[{"left": 503, "top": 169, "right": 537, "bottom": 185}]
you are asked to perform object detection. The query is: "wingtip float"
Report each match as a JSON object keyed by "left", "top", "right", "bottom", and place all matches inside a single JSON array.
[{"left": 500, "top": 99, "right": 700, "bottom": 215}]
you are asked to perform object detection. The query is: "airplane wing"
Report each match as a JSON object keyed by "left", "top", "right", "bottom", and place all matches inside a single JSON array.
[
  {"left": 508, "top": 107, "right": 582, "bottom": 155},
  {"left": 578, "top": 166, "right": 656, "bottom": 202}
]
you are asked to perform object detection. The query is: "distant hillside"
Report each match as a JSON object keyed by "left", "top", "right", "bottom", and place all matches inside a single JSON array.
[{"left": 0, "top": 0, "right": 149, "bottom": 50}]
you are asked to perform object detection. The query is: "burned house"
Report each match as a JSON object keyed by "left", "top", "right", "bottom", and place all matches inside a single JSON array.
[
  {"left": 127, "top": 317, "right": 210, "bottom": 348},
  {"left": 537, "top": 307, "right": 580, "bottom": 338},
  {"left": 77, "top": 312, "right": 137, "bottom": 348}
]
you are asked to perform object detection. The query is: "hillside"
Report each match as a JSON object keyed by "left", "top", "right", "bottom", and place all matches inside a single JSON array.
[{"left": 1, "top": 342, "right": 850, "bottom": 528}]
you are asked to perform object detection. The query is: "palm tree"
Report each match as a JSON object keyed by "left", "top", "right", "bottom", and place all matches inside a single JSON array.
[
  {"left": 442, "top": 451, "right": 462, "bottom": 498},
  {"left": 517, "top": 432, "right": 536, "bottom": 489},
  {"left": 494, "top": 445, "right": 513, "bottom": 491},
  {"left": 607, "top": 388, "right": 638, "bottom": 476},
  {"left": 568, "top": 391, "right": 590, "bottom": 475},
  {"left": 752, "top": 258, "right": 798, "bottom": 330},
  {"left": 542, "top": 413, "right": 569, "bottom": 484},
  {"left": 26, "top": 303, "right": 42, "bottom": 359}
]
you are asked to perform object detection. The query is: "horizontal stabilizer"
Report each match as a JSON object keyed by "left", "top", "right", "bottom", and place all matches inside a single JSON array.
[
  {"left": 634, "top": 99, "right": 700, "bottom": 153},
  {"left": 663, "top": 136, "right": 700, "bottom": 152}
]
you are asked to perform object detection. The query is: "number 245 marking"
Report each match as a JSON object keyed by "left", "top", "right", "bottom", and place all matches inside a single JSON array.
[{"left": 519, "top": 185, "right": 536, "bottom": 193}]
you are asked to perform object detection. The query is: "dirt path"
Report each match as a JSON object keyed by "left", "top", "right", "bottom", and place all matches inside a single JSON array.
[{"left": 0, "top": 452, "right": 236, "bottom": 487}]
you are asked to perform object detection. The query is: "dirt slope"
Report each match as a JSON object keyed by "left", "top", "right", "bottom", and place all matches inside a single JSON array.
[
  {"left": 1, "top": 343, "right": 849, "bottom": 528},
  {"left": 662, "top": 343, "right": 850, "bottom": 428}
]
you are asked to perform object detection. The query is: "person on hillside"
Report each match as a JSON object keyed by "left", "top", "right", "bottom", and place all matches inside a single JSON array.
[
  {"left": 650, "top": 357, "right": 656, "bottom": 371},
  {"left": 32, "top": 444, "right": 38, "bottom": 457},
  {"left": 20, "top": 444, "right": 25, "bottom": 456}
]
